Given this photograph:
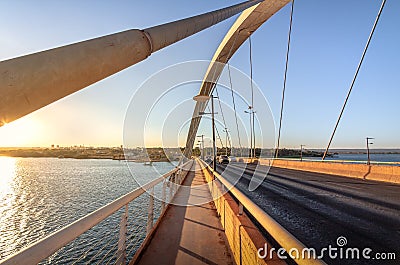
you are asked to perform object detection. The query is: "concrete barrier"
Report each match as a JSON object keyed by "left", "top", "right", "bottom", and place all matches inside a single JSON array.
[
  {"left": 201, "top": 165, "right": 285, "bottom": 265},
  {"left": 253, "top": 158, "right": 400, "bottom": 184}
]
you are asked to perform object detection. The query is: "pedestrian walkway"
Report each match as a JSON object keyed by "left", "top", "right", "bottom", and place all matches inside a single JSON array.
[{"left": 133, "top": 160, "right": 233, "bottom": 265}]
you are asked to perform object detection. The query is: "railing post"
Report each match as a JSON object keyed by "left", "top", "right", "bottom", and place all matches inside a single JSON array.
[
  {"left": 146, "top": 187, "right": 155, "bottom": 235},
  {"left": 161, "top": 179, "right": 167, "bottom": 212},
  {"left": 171, "top": 174, "right": 176, "bottom": 197},
  {"left": 180, "top": 168, "right": 184, "bottom": 183},
  {"left": 169, "top": 174, "right": 174, "bottom": 202},
  {"left": 238, "top": 202, "right": 243, "bottom": 215},
  {"left": 176, "top": 170, "right": 181, "bottom": 185},
  {"left": 181, "top": 168, "right": 185, "bottom": 183},
  {"left": 116, "top": 205, "right": 128, "bottom": 265}
]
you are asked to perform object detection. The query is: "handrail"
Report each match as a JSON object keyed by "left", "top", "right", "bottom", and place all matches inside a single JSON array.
[
  {"left": 0, "top": 160, "right": 192, "bottom": 265},
  {"left": 198, "top": 159, "right": 327, "bottom": 265}
]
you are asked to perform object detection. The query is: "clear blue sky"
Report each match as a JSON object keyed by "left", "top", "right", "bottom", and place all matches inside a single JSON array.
[{"left": 0, "top": 0, "right": 399, "bottom": 149}]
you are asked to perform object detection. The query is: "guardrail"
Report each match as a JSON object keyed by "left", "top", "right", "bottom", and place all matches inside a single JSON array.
[
  {"left": 198, "top": 159, "right": 327, "bottom": 265},
  {"left": 241, "top": 157, "right": 400, "bottom": 166},
  {"left": 249, "top": 158, "right": 400, "bottom": 184},
  {"left": 0, "top": 160, "right": 194, "bottom": 265}
]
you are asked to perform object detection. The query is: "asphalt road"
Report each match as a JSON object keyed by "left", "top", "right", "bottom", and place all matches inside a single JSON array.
[{"left": 216, "top": 163, "right": 400, "bottom": 265}]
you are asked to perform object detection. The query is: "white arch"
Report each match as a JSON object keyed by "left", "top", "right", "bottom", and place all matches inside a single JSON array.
[{"left": 184, "top": 0, "right": 291, "bottom": 157}]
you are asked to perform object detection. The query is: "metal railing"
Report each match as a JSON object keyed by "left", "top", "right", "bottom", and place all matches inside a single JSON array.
[
  {"left": 0, "top": 160, "right": 193, "bottom": 265},
  {"left": 198, "top": 159, "right": 327, "bottom": 265}
]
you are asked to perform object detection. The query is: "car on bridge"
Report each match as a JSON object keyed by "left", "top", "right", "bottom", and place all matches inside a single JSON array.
[
  {"left": 218, "top": 155, "right": 229, "bottom": 164},
  {"left": 228, "top": 156, "right": 237, "bottom": 162}
]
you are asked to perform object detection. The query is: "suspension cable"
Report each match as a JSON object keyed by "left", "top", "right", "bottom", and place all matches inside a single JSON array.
[
  {"left": 192, "top": 30, "right": 240, "bottom": 158},
  {"left": 214, "top": 86, "right": 233, "bottom": 151},
  {"left": 215, "top": 121, "right": 225, "bottom": 148},
  {"left": 206, "top": 105, "right": 225, "bottom": 148},
  {"left": 322, "top": 0, "right": 386, "bottom": 160},
  {"left": 249, "top": 36, "right": 254, "bottom": 111},
  {"left": 227, "top": 62, "right": 243, "bottom": 152},
  {"left": 275, "top": 0, "right": 295, "bottom": 158},
  {"left": 207, "top": 29, "right": 240, "bottom": 97},
  {"left": 214, "top": 86, "right": 228, "bottom": 132},
  {"left": 248, "top": 35, "right": 257, "bottom": 159},
  {"left": 227, "top": 31, "right": 243, "bottom": 154}
]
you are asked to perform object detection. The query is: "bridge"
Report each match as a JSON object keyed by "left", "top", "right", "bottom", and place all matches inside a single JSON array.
[{"left": 0, "top": 0, "right": 399, "bottom": 265}]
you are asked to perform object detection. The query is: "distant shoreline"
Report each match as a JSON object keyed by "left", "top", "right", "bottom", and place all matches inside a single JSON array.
[
  {"left": 0, "top": 147, "right": 175, "bottom": 162},
  {"left": 0, "top": 155, "right": 171, "bottom": 162},
  {"left": 1, "top": 147, "right": 399, "bottom": 160}
]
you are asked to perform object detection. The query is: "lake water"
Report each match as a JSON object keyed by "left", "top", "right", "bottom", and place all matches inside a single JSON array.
[
  {"left": 1, "top": 154, "right": 399, "bottom": 263},
  {"left": 0, "top": 157, "right": 175, "bottom": 263}
]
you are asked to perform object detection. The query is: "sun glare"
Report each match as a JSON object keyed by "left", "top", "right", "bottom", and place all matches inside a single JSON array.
[
  {"left": 0, "top": 117, "right": 43, "bottom": 147},
  {"left": 0, "top": 156, "right": 16, "bottom": 199}
]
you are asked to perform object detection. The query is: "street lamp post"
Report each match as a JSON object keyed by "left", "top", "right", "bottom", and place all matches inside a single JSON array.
[
  {"left": 194, "top": 94, "right": 217, "bottom": 172},
  {"left": 300, "top": 144, "right": 305, "bottom": 162},
  {"left": 196, "top": 142, "right": 201, "bottom": 157},
  {"left": 211, "top": 96, "right": 216, "bottom": 171},
  {"left": 197, "top": 135, "right": 205, "bottom": 160},
  {"left": 366, "top": 137, "right": 374, "bottom": 165},
  {"left": 208, "top": 139, "right": 212, "bottom": 157},
  {"left": 223, "top": 128, "right": 230, "bottom": 156},
  {"left": 197, "top": 141, "right": 202, "bottom": 159},
  {"left": 245, "top": 108, "right": 256, "bottom": 161},
  {"left": 252, "top": 110, "right": 256, "bottom": 159},
  {"left": 244, "top": 110, "right": 252, "bottom": 161}
]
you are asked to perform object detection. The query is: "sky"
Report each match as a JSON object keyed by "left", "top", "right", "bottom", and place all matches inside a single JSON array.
[{"left": 0, "top": 0, "right": 399, "bottom": 149}]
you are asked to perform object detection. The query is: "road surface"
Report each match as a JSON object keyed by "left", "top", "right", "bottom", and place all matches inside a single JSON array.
[{"left": 216, "top": 163, "right": 400, "bottom": 265}]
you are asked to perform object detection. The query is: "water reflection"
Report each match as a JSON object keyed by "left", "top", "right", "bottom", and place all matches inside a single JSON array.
[
  {"left": 0, "top": 156, "right": 16, "bottom": 197},
  {"left": 0, "top": 156, "right": 18, "bottom": 258},
  {"left": 0, "top": 158, "right": 174, "bottom": 262}
]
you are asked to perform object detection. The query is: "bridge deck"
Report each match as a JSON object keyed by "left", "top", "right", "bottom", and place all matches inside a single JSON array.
[{"left": 133, "top": 160, "right": 233, "bottom": 265}]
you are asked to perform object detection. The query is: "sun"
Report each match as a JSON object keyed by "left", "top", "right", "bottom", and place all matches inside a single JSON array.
[{"left": 0, "top": 117, "right": 43, "bottom": 147}]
